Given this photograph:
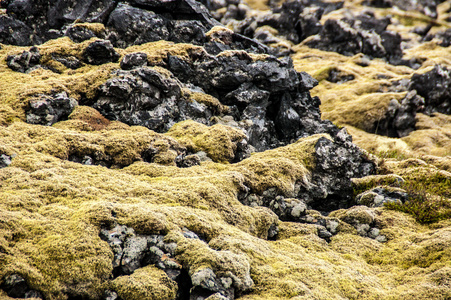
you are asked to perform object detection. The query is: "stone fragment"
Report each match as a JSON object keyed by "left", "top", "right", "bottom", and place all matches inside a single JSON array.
[
  {"left": 83, "top": 39, "right": 120, "bottom": 65},
  {"left": 120, "top": 52, "right": 148, "bottom": 70},
  {"left": 373, "top": 90, "right": 425, "bottom": 137},
  {"left": 26, "top": 92, "right": 78, "bottom": 126},
  {"left": 363, "top": 0, "right": 439, "bottom": 18},
  {"left": 52, "top": 54, "right": 83, "bottom": 69},
  {"left": 0, "top": 15, "right": 41, "bottom": 45},
  {"left": 409, "top": 65, "right": 451, "bottom": 115},
  {"left": 0, "top": 154, "right": 12, "bottom": 168},
  {"left": 304, "top": 13, "right": 404, "bottom": 64},
  {"left": 106, "top": 3, "right": 171, "bottom": 47},
  {"left": 65, "top": 25, "right": 97, "bottom": 43},
  {"left": 0, "top": 274, "right": 43, "bottom": 299},
  {"left": 6, "top": 46, "right": 41, "bottom": 73}
]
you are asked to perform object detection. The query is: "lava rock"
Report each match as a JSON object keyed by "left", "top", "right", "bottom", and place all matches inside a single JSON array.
[
  {"left": 305, "top": 13, "right": 403, "bottom": 63},
  {"left": 190, "top": 268, "right": 236, "bottom": 300},
  {"left": 99, "top": 224, "right": 183, "bottom": 279},
  {"left": 363, "top": 0, "right": 439, "bottom": 18},
  {"left": 374, "top": 90, "right": 425, "bottom": 137},
  {"left": 297, "top": 132, "right": 376, "bottom": 211},
  {"left": 409, "top": 64, "right": 451, "bottom": 115},
  {"left": 6, "top": 46, "right": 41, "bottom": 73},
  {"left": 106, "top": 3, "right": 171, "bottom": 47},
  {"left": 0, "top": 14, "right": 42, "bottom": 46},
  {"left": 82, "top": 39, "right": 120, "bottom": 65},
  {"left": 120, "top": 52, "right": 148, "bottom": 70},
  {"left": 26, "top": 92, "right": 78, "bottom": 126},
  {"left": 0, "top": 274, "right": 43, "bottom": 299},
  {"left": 5, "top": 0, "right": 116, "bottom": 42},
  {"left": 93, "top": 67, "right": 187, "bottom": 133},
  {"left": 65, "top": 25, "right": 98, "bottom": 43},
  {"left": 52, "top": 54, "right": 83, "bottom": 69}
]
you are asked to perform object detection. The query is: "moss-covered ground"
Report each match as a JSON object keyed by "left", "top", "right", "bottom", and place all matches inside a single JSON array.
[{"left": 1, "top": 6, "right": 451, "bottom": 299}]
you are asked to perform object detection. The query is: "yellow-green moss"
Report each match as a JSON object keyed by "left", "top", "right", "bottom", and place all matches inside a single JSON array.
[
  {"left": 111, "top": 265, "right": 177, "bottom": 300},
  {"left": 0, "top": 38, "right": 118, "bottom": 125},
  {"left": 166, "top": 120, "right": 247, "bottom": 163},
  {"left": 72, "top": 22, "right": 106, "bottom": 35},
  {"left": 182, "top": 89, "right": 227, "bottom": 114}
]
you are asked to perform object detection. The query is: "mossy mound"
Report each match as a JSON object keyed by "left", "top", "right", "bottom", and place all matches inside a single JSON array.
[{"left": 0, "top": 118, "right": 450, "bottom": 299}]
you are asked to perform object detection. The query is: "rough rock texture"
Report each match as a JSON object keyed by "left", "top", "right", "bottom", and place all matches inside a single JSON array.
[
  {"left": 304, "top": 13, "right": 404, "bottom": 64},
  {"left": 1, "top": 0, "right": 451, "bottom": 299},
  {"left": 409, "top": 64, "right": 451, "bottom": 115},
  {"left": 6, "top": 46, "right": 41, "bottom": 73},
  {"left": 26, "top": 92, "right": 78, "bottom": 126}
]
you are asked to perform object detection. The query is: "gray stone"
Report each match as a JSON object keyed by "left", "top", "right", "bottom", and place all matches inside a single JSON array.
[
  {"left": 0, "top": 154, "right": 12, "bottom": 168},
  {"left": 356, "top": 224, "right": 371, "bottom": 237},
  {"left": 120, "top": 52, "right": 148, "bottom": 70},
  {"left": 6, "top": 46, "right": 41, "bottom": 73},
  {"left": 368, "top": 227, "right": 380, "bottom": 239},
  {"left": 26, "top": 92, "right": 78, "bottom": 126}
]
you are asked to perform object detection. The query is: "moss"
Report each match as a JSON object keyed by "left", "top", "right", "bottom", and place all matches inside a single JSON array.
[
  {"left": 182, "top": 89, "right": 227, "bottom": 114},
  {"left": 71, "top": 22, "right": 106, "bottom": 35},
  {"left": 352, "top": 174, "right": 404, "bottom": 197},
  {"left": 1, "top": 5, "right": 451, "bottom": 297},
  {"left": 111, "top": 265, "right": 177, "bottom": 300},
  {"left": 166, "top": 120, "right": 246, "bottom": 163},
  {"left": 122, "top": 41, "right": 203, "bottom": 66},
  {"left": 0, "top": 38, "right": 119, "bottom": 125}
]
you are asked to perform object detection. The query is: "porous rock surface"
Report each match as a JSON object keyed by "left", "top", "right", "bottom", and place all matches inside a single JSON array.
[{"left": 0, "top": 0, "right": 451, "bottom": 300}]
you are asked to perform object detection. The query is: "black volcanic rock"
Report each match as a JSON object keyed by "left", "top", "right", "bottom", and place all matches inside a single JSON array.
[
  {"left": 305, "top": 14, "right": 403, "bottom": 63},
  {"left": 409, "top": 65, "right": 451, "bottom": 115},
  {"left": 26, "top": 92, "right": 78, "bottom": 126},
  {"left": 82, "top": 39, "right": 120, "bottom": 65},
  {"left": 0, "top": 14, "right": 42, "bottom": 46},
  {"left": 6, "top": 46, "right": 41, "bottom": 73}
]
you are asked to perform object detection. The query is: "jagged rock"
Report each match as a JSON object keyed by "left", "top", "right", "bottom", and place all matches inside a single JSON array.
[
  {"left": 26, "top": 92, "right": 78, "bottom": 126},
  {"left": 167, "top": 49, "right": 337, "bottom": 151},
  {"left": 305, "top": 13, "right": 403, "bottom": 63},
  {"left": 363, "top": 0, "right": 439, "bottom": 18},
  {"left": 120, "top": 52, "right": 148, "bottom": 70},
  {"left": 409, "top": 65, "right": 451, "bottom": 115},
  {"left": 82, "top": 39, "right": 120, "bottom": 65},
  {"left": 52, "top": 53, "right": 83, "bottom": 69},
  {"left": 93, "top": 67, "right": 187, "bottom": 133},
  {"left": 6, "top": 46, "right": 41, "bottom": 73},
  {"left": 0, "top": 14, "right": 42, "bottom": 45},
  {"left": 99, "top": 224, "right": 183, "bottom": 279},
  {"left": 5, "top": 0, "right": 116, "bottom": 42},
  {"left": 356, "top": 186, "right": 408, "bottom": 207},
  {"left": 106, "top": 3, "right": 171, "bottom": 47},
  {"left": 297, "top": 130, "right": 376, "bottom": 211},
  {"left": 65, "top": 24, "right": 98, "bottom": 43},
  {"left": 374, "top": 90, "right": 425, "bottom": 137},
  {"left": 0, "top": 274, "right": 43, "bottom": 299}
]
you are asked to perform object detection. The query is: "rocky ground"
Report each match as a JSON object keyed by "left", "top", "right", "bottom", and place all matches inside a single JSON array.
[{"left": 0, "top": 0, "right": 450, "bottom": 299}]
